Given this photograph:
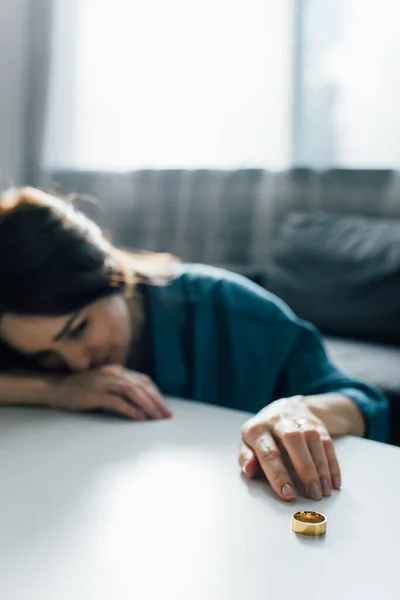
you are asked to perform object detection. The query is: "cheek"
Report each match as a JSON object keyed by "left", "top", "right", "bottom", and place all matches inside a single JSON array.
[
  {"left": 110, "top": 315, "right": 129, "bottom": 345},
  {"left": 90, "top": 304, "right": 130, "bottom": 346}
]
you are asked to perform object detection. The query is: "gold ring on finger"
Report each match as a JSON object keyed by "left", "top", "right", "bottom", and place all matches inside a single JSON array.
[{"left": 295, "top": 418, "right": 312, "bottom": 428}]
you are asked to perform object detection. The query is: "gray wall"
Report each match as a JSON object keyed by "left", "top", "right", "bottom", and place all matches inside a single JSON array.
[{"left": 0, "top": 0, "right": 29, "bottom": 186}]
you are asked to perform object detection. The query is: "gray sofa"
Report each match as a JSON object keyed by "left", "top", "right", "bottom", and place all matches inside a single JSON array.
[
  {"left": 52, "top": 168, "right": 400, "bottom": 445},
  {"left": 239, "top": 210, "right": 400, "bottom": 447}
]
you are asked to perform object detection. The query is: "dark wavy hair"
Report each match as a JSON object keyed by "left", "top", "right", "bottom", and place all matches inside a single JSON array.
[{"left": 0, "top": 187, "right": 173, "bottom": 318}]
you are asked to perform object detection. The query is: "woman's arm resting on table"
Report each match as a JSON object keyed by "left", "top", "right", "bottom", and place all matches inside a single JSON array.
[
  {"left": 0, "top": 370, "right": 172, "bottom": 420},
  {"left": 0, "top": 372, "right": 54, "bottom": 406},
  {"left": 277, "top": 324, "right": 389, "bottom": 442},
  {"left": 239, "top": 322, "right": 389, "bottom": 502}
]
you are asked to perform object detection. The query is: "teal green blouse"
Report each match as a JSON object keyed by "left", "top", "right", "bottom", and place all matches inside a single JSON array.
[{"left": 146, "top": 264, "right": 389, "bottom": 442}]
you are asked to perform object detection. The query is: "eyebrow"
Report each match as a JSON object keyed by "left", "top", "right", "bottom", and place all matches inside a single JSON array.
[{"left": 53, "top": 311, "right": 81, "bottom": 342}]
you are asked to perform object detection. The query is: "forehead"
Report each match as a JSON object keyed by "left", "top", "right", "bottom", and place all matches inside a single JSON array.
[{"left": 0, "top": 313, "right": 71, "bottom": 352}]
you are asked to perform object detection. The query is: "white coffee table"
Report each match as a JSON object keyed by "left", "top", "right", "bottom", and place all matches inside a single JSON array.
[{"left": 0, "top": 399, "right": 399, "bottom": 600}]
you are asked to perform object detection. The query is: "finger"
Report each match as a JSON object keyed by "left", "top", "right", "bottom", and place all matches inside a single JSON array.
[
  {"left": 100, "top": 393, "right": 146, "bottom": 421},
  {"left": 105, "top": 372, "right": 168, "bottom": 420},
  {"left": 238, "top": 440, "right": 260, "bottom": 478},
  {"left": 137, "top": 375, "right": 173, "bottom": 418},
  {"left": 116, "top": 370, "right": 172, "bottom": 419},
  {"left": 322, "top": 435, "right": 341, "bottom": 490},
  {"left": 302, "top": 425, "right": 332, "bottom": 496},
  {"left": 274, "top": 420, "right": 322, "bottom": 501},
  {"left": 124, "top": 382, "right": 166, "bottom": 420},
  {"left": 243, "top": 427, "right": 296, "bottom": 501},
  {"left": 99, "top": 367, "right": 171, "bottom": 418}
]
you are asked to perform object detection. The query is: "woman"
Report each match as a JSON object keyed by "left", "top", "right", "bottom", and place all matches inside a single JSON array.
[{"left": 0, "top": 187, "right": 389, "bottom": 502}]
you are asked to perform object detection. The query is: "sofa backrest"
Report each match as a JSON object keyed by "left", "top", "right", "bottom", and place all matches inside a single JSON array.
[{"left": 52, "top": 168, "right": 400, "bottom": 267}]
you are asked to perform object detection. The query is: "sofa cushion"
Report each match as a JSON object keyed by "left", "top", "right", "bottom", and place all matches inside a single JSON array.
[
  {"left": 324, "top": 337, "right": 400, "bottom": 397},
  {"left": 324, "top": 336, "right": 400, "bottom": 446},
  {"left": 264, "top": 211, "right": 400, "bottom": 344}
]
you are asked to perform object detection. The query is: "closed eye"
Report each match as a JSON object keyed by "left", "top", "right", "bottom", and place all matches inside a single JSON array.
[{"left": 69, "top": 318, "right": 89, "bottom": 340}]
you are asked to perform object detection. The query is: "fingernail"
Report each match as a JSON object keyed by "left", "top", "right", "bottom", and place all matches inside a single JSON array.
[
  {"left": 308, "top": 481, "right": 322, "bottom": 500},
  {"left": 282, "top": 484, "right": 296, "bottom": 500},
  {"left": 321, "top": 478, "right": 331, "bottom": 496},
  {"left": 241, "top": 460, "right": 249, "bottom": 476},
  {"left": 332, "top": 475, "right": 341, "bottom": 490}
]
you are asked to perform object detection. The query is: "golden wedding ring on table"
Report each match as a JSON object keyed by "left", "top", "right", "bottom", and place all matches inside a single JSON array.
[{"left": 292, "top": 511, "right": 327, "bottom": 536}]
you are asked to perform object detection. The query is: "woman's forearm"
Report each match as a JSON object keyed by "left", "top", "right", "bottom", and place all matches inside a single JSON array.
[
  {"left": 0, "top": 374, "right": 367, "bottom": 438},
  {"left": 0, "top": 372, "right": 55, "bottom": 406},
  {"left": 305, "top": 393, "right": 366, "bottom": 438}
]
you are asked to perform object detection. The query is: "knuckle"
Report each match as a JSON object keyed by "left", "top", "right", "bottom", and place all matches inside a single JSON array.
[
  {"left": 322, "top": 437, "right": 334, "bottom": 449},
  {"left": 238, "top": 449, "right": 249, "bottom": 464},
  {"left": 241, "top": 419, "right": 265, "bottom": 440},
  {"left": 259, "top": 446, "right": 281, "bottom": 463},
  {"left": 323, "top": 439, "right": 337, "bottom": 458},
  {"left": 319, "top": 431, "right": 331, "bottom": 443},
  {"left": 281, "top": 429, "right": 303, "bottom": 443},
  {"left": 304, "top": 428, "right": 321, "bottom": 444},
  {"left": 272, "top": 467, "right": 290, "bottom": 482},
  {"left": 135, "top": 373, "right": 150, "bottom": 385},
  {"left": 240, "top": 421, "right": 253, "bottom": 438}
]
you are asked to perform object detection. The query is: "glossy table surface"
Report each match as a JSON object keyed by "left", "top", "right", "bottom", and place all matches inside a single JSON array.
[{"left": 0, "top": 399, "right": 399, "bottom": 600}]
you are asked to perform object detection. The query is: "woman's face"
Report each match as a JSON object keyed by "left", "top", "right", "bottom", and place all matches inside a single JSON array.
[{"left": 0, "top": 295, "right": 132, "bottom": 372}]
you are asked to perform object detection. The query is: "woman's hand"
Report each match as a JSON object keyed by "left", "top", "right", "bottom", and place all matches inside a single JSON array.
[
  {"left": 49, "top": 365, "right": 172, "bottom": 420},
  {"left": 239, "top": 395, "right": 342, "bottom": 502}
]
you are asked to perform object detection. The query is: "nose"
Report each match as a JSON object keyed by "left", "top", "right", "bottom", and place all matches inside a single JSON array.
[{"left": 60, "top": 345, "right": 92, "bottom": 373}]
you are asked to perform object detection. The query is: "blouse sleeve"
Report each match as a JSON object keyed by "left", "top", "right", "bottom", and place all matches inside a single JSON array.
[{"left": 278, "top": 321, "right": 389, "bottom": 443}]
